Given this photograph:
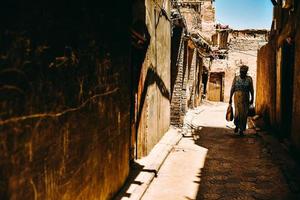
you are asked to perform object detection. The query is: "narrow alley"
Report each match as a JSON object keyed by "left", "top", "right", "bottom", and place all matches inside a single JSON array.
[
  {"left": 141, "top": 102, "right": 300, "bottom": 200},
  {"left": 1, "top": 0, "right": 300, "bottom": 200}
]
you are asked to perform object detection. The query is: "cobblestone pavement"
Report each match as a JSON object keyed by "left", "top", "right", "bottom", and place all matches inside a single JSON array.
[
  {"left": 142, "top": 102, "right": 300, "bottom": 200},
  {"left": 195, "top": 127, "right": 297, "bottom": 200}
]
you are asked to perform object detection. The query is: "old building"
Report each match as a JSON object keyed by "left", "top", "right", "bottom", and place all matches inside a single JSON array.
[
  {"left": 256, "top": 0, "right": 300, "bottom": 152},
  {"left": 176, "top": 0, "right": 216, "bottom": 40},
  {"left": 208, "top": 29, "right": 268, "bottom": 102},
  {"left": 170, "top": 0, "right": 213, "bottom": 127},
  {"left": 2, "top": 0, "right": 296, "bottom": 200},
  {"left": 0, "top": 0, "right": 211, "bottom": 198},
  {"left": 0, "top": 0, "right": 174, "bottom": 199},
  {"left": 131, "top": 0, "right": 172, "bottom": 159}
]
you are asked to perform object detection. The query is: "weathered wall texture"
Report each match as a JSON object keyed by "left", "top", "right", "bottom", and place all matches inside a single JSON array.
[
  {"left": 291, "top": 3, "right": 300, "bottom": 151},
  {"left": 178, "top": 0, "right": 215, "bottom": 42},
  {"left": 256, "top": 0, "right": 300, "bottom": 152},
  {"left": 0, "top": 1, "right": 131, "bottom": 199},
  {"left": 169, "top": 0, "right": 212, "bottom": 127},
  {"left": 177, "top": 0, "right": 202, "bottom": 34},
  {"left": 256, "top": 42, "right": 276, "bottom": 127},
  {"left": 170, "top": 36, "right": 186, "bottom": 127},
  {"left": 200, "top": 1, "right": 216, "bottom": 41},
  {"left": 180, "top": 8, "right": 200, "bottom": 34},
  {"left": 170, "top": 38, "right": 204, "bottom": 127},
  {"left": 209, "top": 30, "right": 268, "bottom": 102},
  {"left": 186, "top": 45, "right": 203, "bottom": 108},
  {"left": 134, "top": 0, "right": 171, "bottom": 157}
]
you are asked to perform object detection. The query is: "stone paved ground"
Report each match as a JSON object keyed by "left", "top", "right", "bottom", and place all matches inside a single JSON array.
[
  {"left": 195, "top": 127, "right": 297, "bottom": 200},
  {"left": 142, "top": 102, "right": 300, "bottom": 200}
]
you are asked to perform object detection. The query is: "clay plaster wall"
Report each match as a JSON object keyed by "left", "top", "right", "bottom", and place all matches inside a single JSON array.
[
  {"left": 136, "top": 0, "right": 171, "bottom": 157},
  {"left": 291, "top": 16, "right": 300, "bottom": 151},
  {"left": 256, "top": 1, "right": 300, "bottom": 152},
  {"left": 0, "top": 1, "right": 131, "bottom": 199},
  {"left": 256, "top": 42, "right": 277, "bottom": 127}
]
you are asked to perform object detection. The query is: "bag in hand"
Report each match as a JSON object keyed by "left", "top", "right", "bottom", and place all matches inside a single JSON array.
[{"left": 226, "top": 104, "right": 234, "bottom": 121}]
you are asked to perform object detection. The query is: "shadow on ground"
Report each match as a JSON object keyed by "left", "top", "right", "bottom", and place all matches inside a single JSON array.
[
  {"left": 190, "top": 126, "right": 300, "bottom": 200},
  {"left": 113, "top": 161, "right": 158, "bottom": 199}
]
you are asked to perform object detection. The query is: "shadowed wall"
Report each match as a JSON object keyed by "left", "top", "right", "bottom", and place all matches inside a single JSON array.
[{"left": 0, "top": 1, "right": 131, "bottom": 199}]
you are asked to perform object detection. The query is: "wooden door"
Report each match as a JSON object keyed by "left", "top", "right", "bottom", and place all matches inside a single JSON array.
[{"left": 208, "top": 73, "right": 223, "bottom": 102}]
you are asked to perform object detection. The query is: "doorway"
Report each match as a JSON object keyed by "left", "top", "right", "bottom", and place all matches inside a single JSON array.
[
  {"left": 280, "top": 41, "right": 295, "bottom": 138},
  {"left": 208, "top": 72, "right": 224, "bottom": 102}
]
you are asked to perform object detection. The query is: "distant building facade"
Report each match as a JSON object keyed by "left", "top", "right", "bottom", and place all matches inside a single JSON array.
[{"left": 207, "top": 29, "right": 269, "bottom": 102}]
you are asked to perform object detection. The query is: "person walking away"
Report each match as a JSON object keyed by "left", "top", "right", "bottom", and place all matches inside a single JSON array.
[{"left": 229, "top": 65, "right": 254, "bottom": 135}]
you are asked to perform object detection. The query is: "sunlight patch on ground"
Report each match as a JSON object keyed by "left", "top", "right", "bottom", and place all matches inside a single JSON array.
[
  {"left": 142, "top": 135, "right": 208, "bottom": 200},
  {"left": 184, "top": 101, "right": 235, "bottom": 130}
]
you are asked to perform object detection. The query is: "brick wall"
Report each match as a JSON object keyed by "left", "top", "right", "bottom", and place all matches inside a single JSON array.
[
  {"left": 170, "top": 38, "right": 203, "bottom": 127},
  {"left": 171, "top": 38, "right": 186, "bottom": 127},
  {"left": 188, "top": 49, "right": 197, "bottom": 108},
  {"left": 181, "top": 43, "right": 189, "bottom": 119}
]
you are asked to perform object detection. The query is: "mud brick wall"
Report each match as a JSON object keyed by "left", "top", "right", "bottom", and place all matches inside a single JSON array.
[
  {"left": 171, "top": 37, "right": 186, "bottom": 127},
  {"left": 200, "top": 1, "right": 216, "bottom": 40},
  {"left": 170, "top": 36, "right": 203, "bottom": 127},
  {"left": 133, "top": 0, "right": 171, "bottom": 158},
  {"left": 291, "top": 4, "right": 300, "bottom": 152},
  {"left": 187, "top": 48, "right": 196, "bottom": 108},
  {"left": 194, "top": 56, "right": 203, "bottom": 107},
  {"left": 255, "top": 1, "right": 300, "bottom": 152},
  {"left": 256, "top": 42, "right": 276, "bottom": 127},
  {"left": 186, "top": 47, "right": 199, "bottom": 109},
  {"left": 181, "top": 44, "right": 189, "bottom": 121},
  {"left": 180, "top": 9, "right": 200, "bottom": 34},
  {"left": 0, "top": 1, "right": 131, "bottom": 199}
]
